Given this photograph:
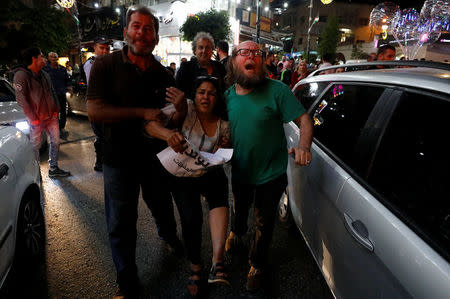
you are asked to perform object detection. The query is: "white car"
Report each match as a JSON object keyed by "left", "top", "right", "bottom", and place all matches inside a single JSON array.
[
  {"left": 282, "top": 61, "right": 450, "bottom": 298},
  {"left": 0, "top": 125, "right": 45, "bottom": 289}
]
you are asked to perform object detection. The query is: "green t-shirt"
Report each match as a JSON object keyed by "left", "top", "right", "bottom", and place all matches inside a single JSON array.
[{"left": 225, "top": 78, "right": 306, "bottom": 185}]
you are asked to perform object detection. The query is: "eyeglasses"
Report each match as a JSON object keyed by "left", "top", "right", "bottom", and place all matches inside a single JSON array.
[{"left": 236, "top": 49, "right": 265, "bottom": 57}]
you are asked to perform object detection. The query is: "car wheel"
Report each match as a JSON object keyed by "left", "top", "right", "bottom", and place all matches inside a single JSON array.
[
  {"left": 16, "top": 196, "right": 45, "bottom": 260},
  {"left": 278, "top": 188, "right": 294, "bottom": 229}
]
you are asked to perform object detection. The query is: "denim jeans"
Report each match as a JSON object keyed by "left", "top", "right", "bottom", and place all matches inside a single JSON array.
[
  {"left": 231, "top": 174, "right": 288, "bottom": 268},
  {"left": 56, "top": 93, "right": 67, "bottom": 130},
  {"left": 90, "top": 122, "right": 103, "bottom": 164},
  {"left": 103, "top": 162, "right": 177, "bottom": 289},
  {"left": 30, "top": 117, "right": 60, "bottom": 168}
]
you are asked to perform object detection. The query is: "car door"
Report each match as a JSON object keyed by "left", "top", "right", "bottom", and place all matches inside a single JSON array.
[
  {"left": 0, "top": 150, "right": 16, "bottom": 283},
  {"left": 336, "top": 89, "right": 450, "bottom": 298},
  {"left": 286, "top": 82, "right": 391, "bottom": 298}
]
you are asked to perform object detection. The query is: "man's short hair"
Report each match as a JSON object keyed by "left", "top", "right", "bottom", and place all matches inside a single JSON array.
[
  {"left": 126, "top": 5, "right": 159, "bottom": 34},
  {"left": 21, "top": 47, "right": 41, "bottom": 66},
  {"left": 216, "top": 40, "right": 229, "bottom": 54},
  {"left": 48, "top": 52, "right": 58, "bottom": 58},
  {"left": 377, "top": 44, "right": 395, "bottom": 56},
  {"left": 192, "top": 32, "right": 215, "bottom": 53},
  {"left": 322, "top": 53, "right": 333, "bottom": 62},
  {"left": 267, "top": 51, "right": 274, "bottom": 57}
]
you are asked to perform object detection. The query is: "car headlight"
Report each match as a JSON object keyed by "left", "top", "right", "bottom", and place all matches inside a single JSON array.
[{"left": 15, "top": 121, "right": 30, "bottom": 133}]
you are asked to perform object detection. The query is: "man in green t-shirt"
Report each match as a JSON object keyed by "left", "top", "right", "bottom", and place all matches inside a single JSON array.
[{"left": 224, "top": 41, "right": 313, "bottom": 292}]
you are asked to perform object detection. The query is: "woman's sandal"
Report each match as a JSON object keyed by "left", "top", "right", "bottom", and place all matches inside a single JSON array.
[
  {"left": 208, "top": 262, "right": 230, "bottom": 286},
  {"left": 187, "top": 269, "right": 203, "bottom": 298}
]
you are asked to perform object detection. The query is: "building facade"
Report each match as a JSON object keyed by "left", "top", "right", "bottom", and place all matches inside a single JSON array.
[{"left": 280, "top": 0, "right": 375, "bottom": 56}]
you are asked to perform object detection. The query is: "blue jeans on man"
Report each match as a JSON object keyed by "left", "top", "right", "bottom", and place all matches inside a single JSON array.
[
  {"left": 30, "top": 117, "right": 60, "bottom": 168},
  {"left": 103, "top": 162, "right": 179, "bottom": 292}
]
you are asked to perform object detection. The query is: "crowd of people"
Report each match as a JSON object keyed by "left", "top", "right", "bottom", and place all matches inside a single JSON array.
[{"left": 14, "top": 3, "right": 417, "bottom": 299}]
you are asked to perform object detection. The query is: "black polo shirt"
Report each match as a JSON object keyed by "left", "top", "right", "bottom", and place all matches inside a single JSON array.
[{"left": 87, "top": 46, "right": 175, "bottom": 167}]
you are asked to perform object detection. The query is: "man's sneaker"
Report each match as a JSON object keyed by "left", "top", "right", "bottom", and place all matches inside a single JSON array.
[
  {"left": 225, "top": 231, "right": 244, "bottom": 255},
  {"left": 48, "top": 167, "right": 71, "bottom": 178},
  {"left": 246, "top": 266, "right": 263, "bottom": 292},
  {"left": 59, "top": 129, "right": 69, "bottom": 140}
]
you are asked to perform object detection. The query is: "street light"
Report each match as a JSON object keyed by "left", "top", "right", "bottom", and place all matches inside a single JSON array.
[{"left": 306, "top": 0, "right": 333, "bottom": 62}]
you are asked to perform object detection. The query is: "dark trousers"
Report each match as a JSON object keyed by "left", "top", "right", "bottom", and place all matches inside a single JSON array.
[
  {"left": 103, "top": 163, "right": 178, "bottom": 290},
  {"left": 172, "top": 168, "right": 229, "bottom": 265},
  {"left": 91, "top": 122, "right": 103, "bottom": 164},
  {"left": 231, "top": 174, "right": 287, "bottom": 268},
  {"left": 57, "top": 93, "right": 67, "bottom": 130}
]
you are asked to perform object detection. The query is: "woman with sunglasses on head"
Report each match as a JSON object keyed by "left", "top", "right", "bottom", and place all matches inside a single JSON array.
[{"left": 145, "top": 76, "right": 231, "bottom": 298}]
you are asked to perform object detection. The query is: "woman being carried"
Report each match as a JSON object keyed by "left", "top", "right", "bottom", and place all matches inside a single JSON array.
[{"left": 146, "top": 76, "right": 230, "bottom": 298}]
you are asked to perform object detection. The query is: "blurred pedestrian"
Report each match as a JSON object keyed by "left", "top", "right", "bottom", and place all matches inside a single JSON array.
[
  {"left": 265, "top": 51, "right": 277, "bottom": 79},
  {"left": 216, "top": 40, "right": 230, "bottom": 66},
  {"left": 290, "top": 60, "right": 310, "bottom": 89},
  {"left": 83, "top": 36, "right": 111, "bottom": 172},
  {"left": 318, "top": 53, "right": 334, "bottom": 75},
  {"left": 224, "top": 41, "right": 313, "bottom": 292},
  {"left": 176, "top": 32, "right": 226, "bottom": 100},
  {"left": 280, "top": 57, "right": 295, "bottom": 86},
  {"left": 86, "top": 5, "right": 182, "bottom": 298},
  {"left": 146, "top": 76, "right": 231, "bottom": 297},
  {"left": 367, "top": 52, "right": 377, "bottom": 62},
  {"left": 13, "top": 47, "right": 71, "bottom": 178},
  {"left": 44, "top": 52, "right": 72, "bottom": 139}
]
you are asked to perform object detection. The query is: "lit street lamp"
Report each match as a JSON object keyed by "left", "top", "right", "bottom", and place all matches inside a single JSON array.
[{"left": 306, "top": 0, "right": 333, "bottom": 62}]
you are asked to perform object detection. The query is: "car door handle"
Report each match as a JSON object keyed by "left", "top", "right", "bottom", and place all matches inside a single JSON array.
[
  {"left": 343, "top": 213, "right": 374, "bottom": 252},
  {"left": 0, "top": 163, "right": 9, "bottom": 180}
]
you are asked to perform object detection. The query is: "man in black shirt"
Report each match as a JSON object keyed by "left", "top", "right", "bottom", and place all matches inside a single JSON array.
[{"left": 87, "top": 5, "right": 182, "bottom": 298}]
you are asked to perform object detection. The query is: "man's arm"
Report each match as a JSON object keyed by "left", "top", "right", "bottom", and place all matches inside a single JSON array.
[
  {"left": 87, "top": 98, "right": 162, "bottom": 124},
  {"left": 145, "top": 120, "right": 185, "bottom": 153},
  {"left": 288, "top": 112, "right": 313, "bottom": 166},
  {"left": 13, "top": 71, "right": 38, "bottom": 123}
]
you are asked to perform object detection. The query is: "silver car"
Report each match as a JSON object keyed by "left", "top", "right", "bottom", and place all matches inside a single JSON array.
[
  {"left": 282, "top": 61, "right": 450, "bottom": 298},
  {"left": 0, "top": 125, "right": 45, "bottom": 289}
]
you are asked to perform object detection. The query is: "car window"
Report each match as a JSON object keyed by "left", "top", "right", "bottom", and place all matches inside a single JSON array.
[
  {"left": 0, "top": 80, "right": 15, "bottom": 102},
  {"left": 312, "top": 84, "right": 385, "bottom": 171},
  {"left": 368, "top": 91, "right": 450, "bottom": 259},
  {"left": 293, "top": 82, "right": 328, "bottom": 110}
]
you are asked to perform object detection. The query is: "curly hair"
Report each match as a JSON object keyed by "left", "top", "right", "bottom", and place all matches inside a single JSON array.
[{"left": 192, "top": 32, "right": 215, "bottom": 53}]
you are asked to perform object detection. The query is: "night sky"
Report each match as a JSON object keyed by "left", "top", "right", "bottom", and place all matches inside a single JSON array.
[
  {"left": 291, "top": 0, "right": 427, "bottom": 10},
  {"left": 333, "top": 0, "right": 425, "bottom": 10}
]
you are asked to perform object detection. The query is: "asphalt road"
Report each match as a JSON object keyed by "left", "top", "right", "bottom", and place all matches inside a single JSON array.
[{"left": 1, "top": 115, "right": 333, "bottom": 299}]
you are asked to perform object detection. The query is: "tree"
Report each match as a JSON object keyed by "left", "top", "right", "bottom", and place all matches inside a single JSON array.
[
  {"left": 180, "top": 10, "right": 231, "bottom": 43},
  {"left": 317, "top": 15, "right": 340, "bottom": 61},
  {"left": 351, "top": 43, "right": 369, "bottom": 59},
  {"left": 0, "top": 1, "right": 73, "bottom": 64}
]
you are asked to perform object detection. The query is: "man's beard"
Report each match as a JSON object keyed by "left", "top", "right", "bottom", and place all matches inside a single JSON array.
[
  {"left": 125, "top": 33, "right": 153, "bottom": 57},
  {"left": 234, "top": 63, "right": 265, "bottom": 89}
]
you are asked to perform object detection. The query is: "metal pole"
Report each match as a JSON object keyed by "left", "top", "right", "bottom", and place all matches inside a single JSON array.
[
  {"left": 306, "top": 0, "right": 313, "bottom": 63},
  {"left": 255, "top": 0, "right": 261, "bottom": 44},
  {"left": 74, "top": 1, "right": 82, "bottom": 66}
]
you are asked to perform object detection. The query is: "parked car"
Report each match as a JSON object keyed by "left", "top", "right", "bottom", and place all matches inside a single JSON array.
[
  {"left": 282, "top": 61, "right": 450, "bottom": 298},
  {"left": 66, "top": 74, "right": 88, "bottom": 115},
  {"left": 0, "top": 125, "right": 45, "bottom": 289}
]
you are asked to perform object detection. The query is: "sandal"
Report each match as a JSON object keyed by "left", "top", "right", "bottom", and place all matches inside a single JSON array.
[
  {"left": 187, "top": 268, "right": 203, "bottom": 298},
  {"left": 208, "top": 262, "right": 230, "bottom": 286}
]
